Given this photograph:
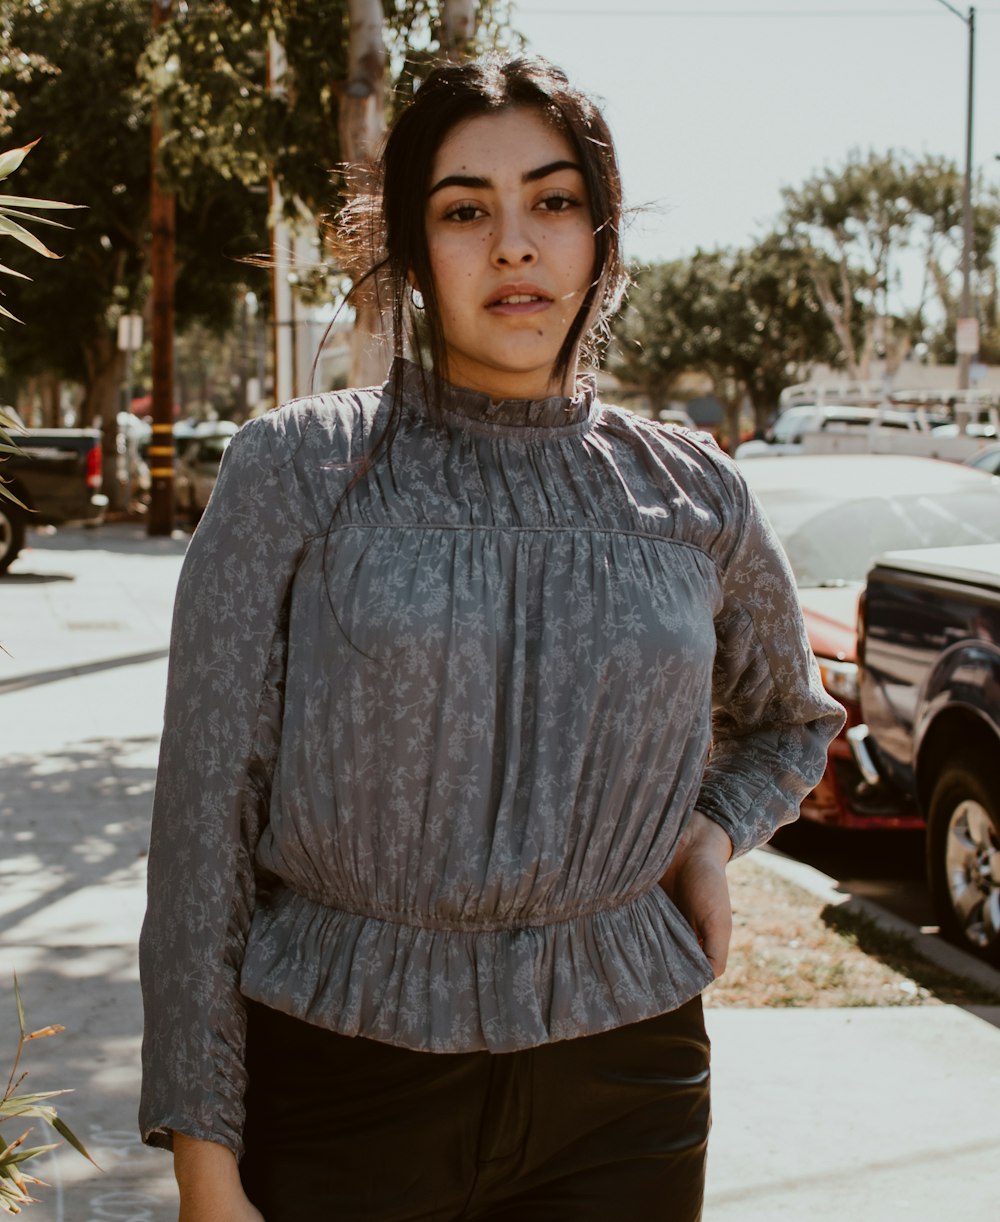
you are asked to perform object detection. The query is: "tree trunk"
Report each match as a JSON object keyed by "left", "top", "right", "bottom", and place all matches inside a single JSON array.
[
  {"left": 809, "top": 262, "right": 859, "bottom": 381},
  {"left": 720, "top": 383, "right": 745, "bottom": 455},
  {"left": 82, "top": 334, "right": 128, "bottom": 513},
  {"left": 341, "top": 0, "right": 389, "bottom": 388},
  {"left": 441, "top": 0, "right": 476, "bottom": 58},
  {"left": 25, "top": 374, "right": 63, "bottom": 427}
]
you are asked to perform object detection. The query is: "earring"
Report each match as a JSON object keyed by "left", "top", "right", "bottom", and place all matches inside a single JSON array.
[{"left": 409, "top": 285, "right": 424, "bottom": 312}]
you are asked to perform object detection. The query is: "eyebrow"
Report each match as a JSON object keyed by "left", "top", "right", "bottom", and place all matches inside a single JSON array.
[{"left": 427, "top": 159, "right": 583, "bottom": 197}]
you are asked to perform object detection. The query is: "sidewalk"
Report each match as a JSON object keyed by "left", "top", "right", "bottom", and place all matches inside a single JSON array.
[{"left": 3, "top": 522, "right": 1000, "bottom": 1220}]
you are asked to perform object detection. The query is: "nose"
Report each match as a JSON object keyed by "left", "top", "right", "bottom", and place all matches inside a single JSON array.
[{"left": 490, "top": 207, "right": 537, "bottom": 268}]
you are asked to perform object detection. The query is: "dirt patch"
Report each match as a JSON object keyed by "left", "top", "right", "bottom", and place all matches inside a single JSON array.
[{"left": 704, "top": 854, "right": 1000, "bottom": 1008}]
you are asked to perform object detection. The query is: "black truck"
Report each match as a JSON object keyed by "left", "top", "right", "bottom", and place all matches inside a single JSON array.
[
  {"left": 853, "top": 543, "right": 1000, "bottom": 963},
  {"left": 0, "top": 424, "right": 108, "bottom": 573}
]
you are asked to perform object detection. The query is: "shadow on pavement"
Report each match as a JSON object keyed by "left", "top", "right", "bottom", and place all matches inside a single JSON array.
[
  {"left": 0, "top": 571, "right": 74, "bottom": 584},
  {"left": 1, "top": 732, "right": 175, "bottom": 1217},
  {"left": 0, "top": 735, "right": 156, "bottom": 940},
  {"left": 0, "top": 649, "right": 170, "bottom": 696}
]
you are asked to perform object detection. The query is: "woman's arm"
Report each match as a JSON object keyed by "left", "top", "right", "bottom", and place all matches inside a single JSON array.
[
  {"left": 139, "top": 415, "right": 313, "bottom": 1159},
  {"left": 173, "top": 1134, "right": 263, "bottom": 1222},
  {"left": 659, "top": 812, "right": 733, "bottom": 977},
  {"left": 694, "top": 467, "right": 846, "bottom": 859}
]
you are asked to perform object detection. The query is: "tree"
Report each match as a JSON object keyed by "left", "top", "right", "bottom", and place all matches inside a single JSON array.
[
  {"left": 1, "top": 0, "right": 514, "bottom": 438},
  {"left": 144, "top": 0, "right": 511, "bottom": 386},
  {"left": 611, "top": 236, "right": 839, "bottom": 442},
  {"left": 0, "top": 138, "right": 84, "bottom": 501},
  {"left": 0, "top": 0, "right": 268, "bottom": 500},
  {"left": 907, "top": 158, "right": 1000, "bottom": 365},
  {"left": 781, "top": 148, "right": 1000, "bottom": 378}
]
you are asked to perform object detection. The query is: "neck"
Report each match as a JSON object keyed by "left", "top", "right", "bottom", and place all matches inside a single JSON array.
[{"left": 439, "top": 357, "right": 579, "bottom": 403}]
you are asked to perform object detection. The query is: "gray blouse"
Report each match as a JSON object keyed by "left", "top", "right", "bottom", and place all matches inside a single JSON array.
[{"left": 139, "top": 359, "right": 845, "bottom": 1156}]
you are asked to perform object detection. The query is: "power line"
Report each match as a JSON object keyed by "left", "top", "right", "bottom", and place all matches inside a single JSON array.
[{"left": 521, "top": 7, "right": 1000, "bottom": 16}]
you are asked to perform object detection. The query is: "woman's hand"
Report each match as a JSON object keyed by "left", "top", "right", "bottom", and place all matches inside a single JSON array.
[
  {"left": 173, "top": 1133, "right": 264, "bottom": 1222},
  {"left": 659, "top": 812, "right": 734, "bottom": 978}
]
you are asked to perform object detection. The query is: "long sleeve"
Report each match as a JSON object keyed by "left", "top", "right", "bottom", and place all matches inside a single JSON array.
[
  {"left": 695, "top": 466, "right": 846, "bottom": 858},
  {"left": 139, "top": 417, "right": 310, "bottom": 1156}
]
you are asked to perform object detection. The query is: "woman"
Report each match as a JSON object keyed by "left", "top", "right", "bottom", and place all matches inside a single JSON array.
[{"left": 140, "top": 55, "right": 845, "bottom": 1221}]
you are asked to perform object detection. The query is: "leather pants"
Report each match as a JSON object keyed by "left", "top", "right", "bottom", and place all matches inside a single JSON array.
[{"left": 240, "top": 995, "right": 711, "bottom": 1221}]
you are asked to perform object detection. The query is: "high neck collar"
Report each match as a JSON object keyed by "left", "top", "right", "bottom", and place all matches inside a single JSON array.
[{"left": 390, "top": 358, "right": 598, "bottom": 439}]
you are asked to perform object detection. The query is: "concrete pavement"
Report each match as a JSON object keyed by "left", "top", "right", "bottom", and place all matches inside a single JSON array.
[{"left": 3, "top": 521, "right": 1000, "bottom": 1220}]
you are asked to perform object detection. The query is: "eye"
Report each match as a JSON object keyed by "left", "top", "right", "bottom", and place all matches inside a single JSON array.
[
  {"left": 536, "top": 191, "right": 583, "bottom": 214},
  {"left": 442, "top": 201, "right": 486, "bottom": 223}
]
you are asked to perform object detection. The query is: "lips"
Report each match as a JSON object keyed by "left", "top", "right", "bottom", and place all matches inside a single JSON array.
[{"left": 485, "top": 282, "right": 553, "bottom": 309}]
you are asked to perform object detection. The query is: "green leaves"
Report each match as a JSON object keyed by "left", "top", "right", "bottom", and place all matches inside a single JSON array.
[
  {"left": 0, "top": 140, "right": 83, "bottom": 265},
  {"left": 1, "top": 977, "right": 96, "bottom": 1213},
  {"left": 0, "top": 139, "right": 83, "bottom": 333},
  {"left": 780, "top": 148, "right": 1000, "bottom": 374},
  {"left": 0, "top": 139, "right": 82, "bottom": 505},
  {"left": 611, "top": 236, "right": 840, "bottom": 432}
]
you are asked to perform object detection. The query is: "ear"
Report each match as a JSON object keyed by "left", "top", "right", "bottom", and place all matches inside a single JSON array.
[{"left": 406, "top": 269, "right": 421, "bottom": 292}]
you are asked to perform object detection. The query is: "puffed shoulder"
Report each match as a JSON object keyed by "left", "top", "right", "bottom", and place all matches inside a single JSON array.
[
  {"left": 597, "top": 404, "right": 734, "bottom": 476},
  {"left": 594, "top": 404, "right": 753, "bottom": 571},
  {"left": 245, "top": 384, "right": 388, "bottom": 464}
]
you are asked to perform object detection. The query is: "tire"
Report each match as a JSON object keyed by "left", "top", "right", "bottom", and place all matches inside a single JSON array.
[
  {"left": 0, "top": 499, "right": 26, "bottom": 575},
  {"left": 927, "top": 756, "right": 1000, "bottom": 965}
]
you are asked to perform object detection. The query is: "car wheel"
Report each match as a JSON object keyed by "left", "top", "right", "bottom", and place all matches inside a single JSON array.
[
  {"left": 0, "top": 499, "right": 26, "bottom": 575},
  {"left": 927, "top": 757, "right": 1000, "bottom": 964}
]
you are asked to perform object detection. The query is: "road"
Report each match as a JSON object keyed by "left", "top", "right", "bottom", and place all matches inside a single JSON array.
[{"left": 772, "top": 820, "right": 936, "bottom": 930}]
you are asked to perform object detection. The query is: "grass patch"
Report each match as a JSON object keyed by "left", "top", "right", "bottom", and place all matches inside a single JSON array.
[{"left": 704, "top": 855, "right": 1000, "bottom": 1009}]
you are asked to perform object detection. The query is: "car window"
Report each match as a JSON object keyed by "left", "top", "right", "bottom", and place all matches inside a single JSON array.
[
  {"left": 968, "top": 449, "right": 1000, "bottom": 476},
  {"left": 196, "top": 436, "right": 231, "bottom": 463},
  {"left": 757, "top": 486, "right": 1000, "bottom": 587}
]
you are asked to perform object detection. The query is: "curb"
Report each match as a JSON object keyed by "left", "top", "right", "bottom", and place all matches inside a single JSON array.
[{"left": 752, "top": 844, "right": 1000, "bottom": 999}]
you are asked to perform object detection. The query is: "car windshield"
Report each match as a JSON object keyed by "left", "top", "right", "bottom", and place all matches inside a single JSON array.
[{"left": 756, "top": 486, "right": 1000, "bottom": 587}]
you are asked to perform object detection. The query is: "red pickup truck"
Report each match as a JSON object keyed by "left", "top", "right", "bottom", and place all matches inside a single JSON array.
[{"left": 0, "top": 424, "right": 108, "bottom": 573}]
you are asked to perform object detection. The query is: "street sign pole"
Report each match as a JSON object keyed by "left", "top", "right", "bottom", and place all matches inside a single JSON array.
[{"left": 958, "top": 6, "right": 976, "bottom": 390}]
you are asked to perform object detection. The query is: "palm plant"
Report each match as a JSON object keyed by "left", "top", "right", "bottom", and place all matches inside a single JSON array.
[
  {"left": 1, "top": 979, "right": 94, "bottom": 1213},
  {"left": 0, "top": 139, "right": 82, "bottom": 504},
  {"left": 0, "top": 147, "right": 90, "bottom": 1208}
]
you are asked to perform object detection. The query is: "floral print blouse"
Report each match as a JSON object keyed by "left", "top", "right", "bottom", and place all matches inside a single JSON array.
[{"left": 139, "top": 359, "right": 845, "bottom": 1156}]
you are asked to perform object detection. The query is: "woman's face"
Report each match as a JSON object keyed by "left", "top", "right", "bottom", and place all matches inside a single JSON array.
[{"left": 423, "top": 106, "right": 596, "bottom": 401}]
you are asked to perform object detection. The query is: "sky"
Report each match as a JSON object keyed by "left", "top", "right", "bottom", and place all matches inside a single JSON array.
[{"left": 511, "top": 0, "right": 1000, "bottom": 265}]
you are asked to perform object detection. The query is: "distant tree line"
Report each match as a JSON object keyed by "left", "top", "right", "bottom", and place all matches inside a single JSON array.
[{"left": 612, "top": 149, "right": 1000, "bottom": 443}]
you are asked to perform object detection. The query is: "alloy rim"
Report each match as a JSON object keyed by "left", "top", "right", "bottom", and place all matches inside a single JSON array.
[{"left": 945, "top": 799, "right": 1000, "bottom": 949}]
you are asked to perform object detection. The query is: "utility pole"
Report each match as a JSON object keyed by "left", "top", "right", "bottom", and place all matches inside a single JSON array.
[
  {"left": 934, "top": 1, "right": 977, "bottom": 390},
  {"left": 148, "top": 0, "right": 176, "bottom": 536}
]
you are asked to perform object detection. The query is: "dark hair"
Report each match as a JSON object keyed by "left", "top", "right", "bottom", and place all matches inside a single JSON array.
[{"left": 338, "top": 54, "right": 627, "bottom": 397}]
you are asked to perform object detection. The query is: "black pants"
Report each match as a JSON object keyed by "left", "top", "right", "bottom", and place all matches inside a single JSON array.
[{"left": 240, "top": 997, "right": 711, "bottom": 1221}]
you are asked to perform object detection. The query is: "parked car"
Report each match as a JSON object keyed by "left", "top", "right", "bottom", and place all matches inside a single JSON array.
[
  {"left": 735, "top": 404, "right": 878, "bottom": 458},
  {"left": 0, "top": 420, "right": 108, "bottom": 574},
  {"left": 854, "top": 543, "right": 1000, "bottom": 962},
  {"left": 963, "top": 441, "right": 1000, "bottom": 477},
  {"left": 173, "top": 427, "right": 234, "bottom": 523},
  {"left": 736, "top": 403, "right": 958, "bottom": 461},
  {"left": 740, "top": 454, "right": 1000, "bottom": 828}
]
